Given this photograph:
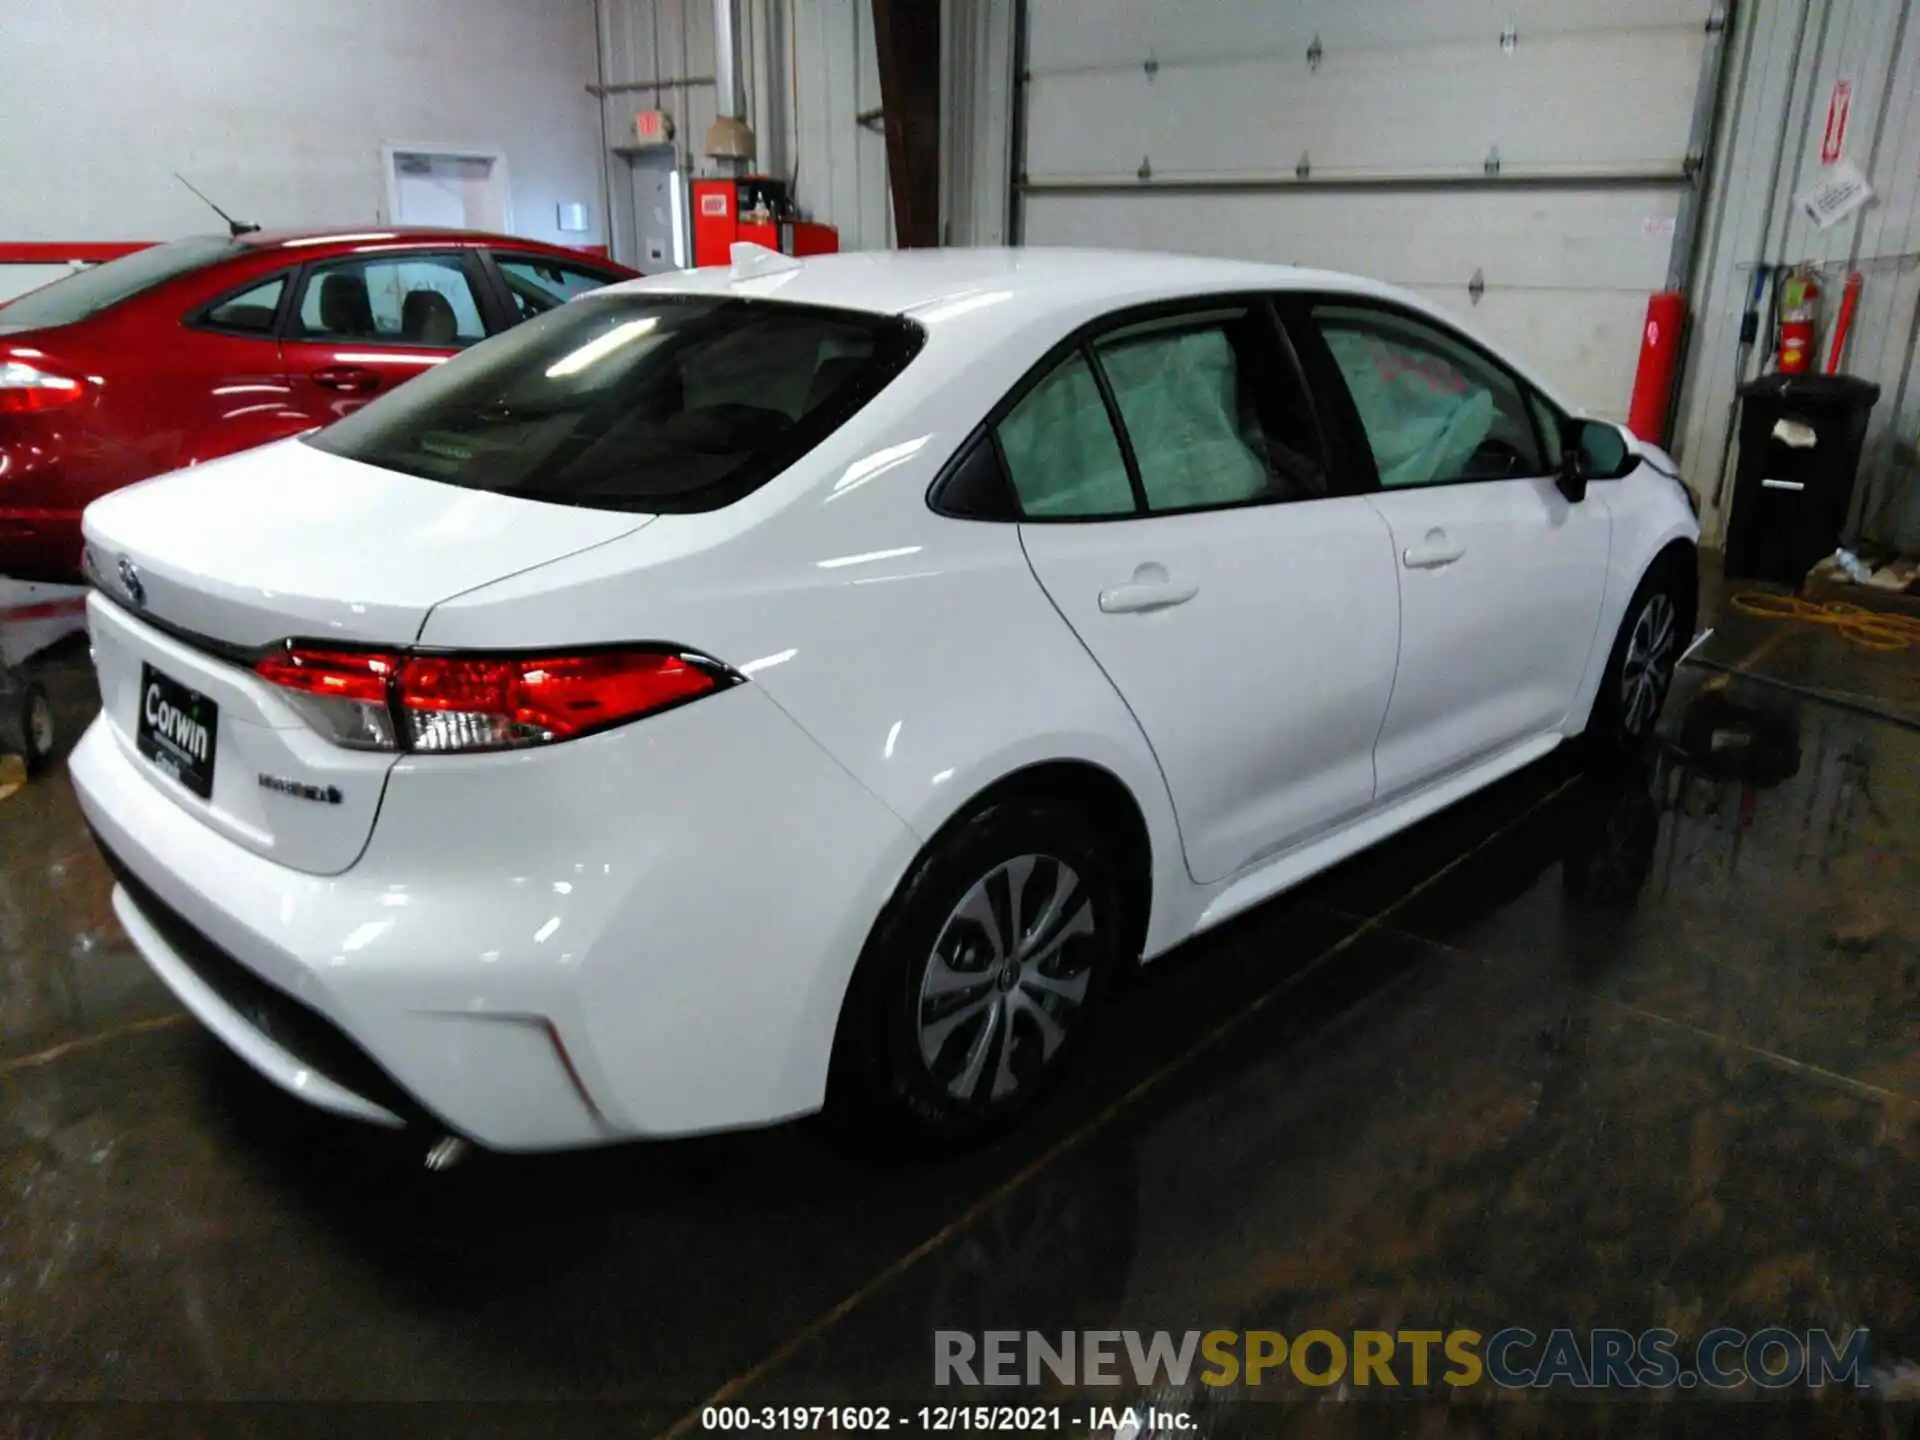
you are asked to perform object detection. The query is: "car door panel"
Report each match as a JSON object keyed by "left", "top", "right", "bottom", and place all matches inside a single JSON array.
[
  {"left": 1365, "top": 478, "right": 1610, "bottom": 799},
  {"left": 1003, "top": 299, "right": 1402, "bottom": 886},
  {"left": 279, "top": 251, "right": 489, "bottom": 423},
  {"left": 1022, "top": 501, "right": 1401, "bottom": 883},
  {"left": 1295, "top": 299, "right": 1614, "bottom": 800}
]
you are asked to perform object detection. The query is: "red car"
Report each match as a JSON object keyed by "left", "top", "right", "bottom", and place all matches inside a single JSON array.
[{"left": 0, "top": 228, "right": 635, "bottom": 581}]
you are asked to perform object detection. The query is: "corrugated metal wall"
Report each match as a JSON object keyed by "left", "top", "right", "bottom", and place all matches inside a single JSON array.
[
  {"left": 593, "top": 0, "right": 891, "bottom": 264},
  {"left": 941, "top": 0, "right": 1016, "bottom": 246},
  {"left": 1676, "top": 0, "right": 1920, "bottom": 550}
]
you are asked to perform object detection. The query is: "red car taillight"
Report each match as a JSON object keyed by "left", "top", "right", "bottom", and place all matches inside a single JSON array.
[
  {"left": 254, "top": 646, "right": 730, "bottom": 753},
  {"left": 0, "top": 360, "right": 87, "bottom": 414}
]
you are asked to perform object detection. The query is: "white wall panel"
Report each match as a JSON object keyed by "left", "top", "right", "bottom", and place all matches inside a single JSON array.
[
  {"left": 1019, "top": 0, "right": 1713, "bottom": 420},
  {"left": 1675, "top": 0, "right": 1920, "bottom": 550},
  {"left": 0, "top": 0, "right": 605, "bottom": 247},
  {"left": 1027, "top": 0, "right": 1719, "bottom": 68},
  {"left": 792, "top": 0, "right": 893, "bottom": 250},
  {"left": 1027, "top": 27, "right": 1706, "bottom": 183}
]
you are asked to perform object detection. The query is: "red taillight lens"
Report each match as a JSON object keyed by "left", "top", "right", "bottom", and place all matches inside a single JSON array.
[
  {"left": 0, "top": 360, "right": 87, "bottom": 413},
  {"left": 255, "top": 648, "right": 398, "bottom": 703},
  {"left": 400, "top": 651, "right": 717, "bottom": 751},
  {"left": 254, "top": 649, "right": 402, "bottom": 750},
  {"left": 254, "top": 645, "right": 724, "bottom": 753}
]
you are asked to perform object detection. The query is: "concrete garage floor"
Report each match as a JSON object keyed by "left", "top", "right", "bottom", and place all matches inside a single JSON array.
[{"left": 3, "top": 582, "right": 1918, "bottom": 1435}]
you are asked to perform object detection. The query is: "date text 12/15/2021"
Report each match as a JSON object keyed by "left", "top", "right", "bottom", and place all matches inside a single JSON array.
[{"left": 700, "top": 1405, "right": 1189, "bottom": 1432}]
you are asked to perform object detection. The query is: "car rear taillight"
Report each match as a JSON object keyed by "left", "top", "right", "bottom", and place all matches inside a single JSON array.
[
  {"left": 0, "top": 360, "right": 87, "bottom": 413},
  {"left": 254, "top": 646, "right": 731, "bottom": 753},
  {"left": 254, "top": 649, "right": 402, "bottom": 750}
]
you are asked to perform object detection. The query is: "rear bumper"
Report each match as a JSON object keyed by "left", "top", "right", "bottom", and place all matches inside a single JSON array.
[{"left": 70, "top": 681, "right": 920, "bottom": 1150}]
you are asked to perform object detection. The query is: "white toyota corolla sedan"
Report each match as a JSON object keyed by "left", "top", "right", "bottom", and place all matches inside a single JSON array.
[{"left": 71, "top": 246, "right": 1698, "bottom": 1152}]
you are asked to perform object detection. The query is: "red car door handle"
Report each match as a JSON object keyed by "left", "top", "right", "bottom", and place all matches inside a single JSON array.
[{"left": 312, "top": 365, "right": 382, "bottom": 395}]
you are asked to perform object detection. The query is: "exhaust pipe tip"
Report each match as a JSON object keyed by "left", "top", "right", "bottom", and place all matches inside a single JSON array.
[{"left": 424, "top": 1135, "right": 470, "bottom": 1171}]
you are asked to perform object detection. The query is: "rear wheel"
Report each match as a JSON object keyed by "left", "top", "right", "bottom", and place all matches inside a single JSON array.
[
  {"left": 1583, "top": 557, "right": 1692, "bottom": 750},
  {"left": 832, "top": 799, "right": 1122, "bottom": 1150},
  {"left": 0, "top": 680, "right": 55, "bottom": 775}
]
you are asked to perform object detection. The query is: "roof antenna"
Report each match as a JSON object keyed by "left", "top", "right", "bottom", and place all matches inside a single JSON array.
[{"left": 173, "top": 172, "right": 260, "bottom": 237}]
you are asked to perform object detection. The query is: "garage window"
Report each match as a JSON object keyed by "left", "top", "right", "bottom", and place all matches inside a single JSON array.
[
  {"left": 1313, "top": 305, "right": 1544, "bottom": 489},
  {"left": 306, "top": 294, "right": 922, "bottom": 514}
]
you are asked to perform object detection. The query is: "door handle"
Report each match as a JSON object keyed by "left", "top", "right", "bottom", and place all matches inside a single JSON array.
[
  {"left": 1402, "top": 528, "right": 1465, "bottom": 570},
  {"left": 1098, "top": 580, "right": 1199, "bottom": 614},
  {"left": 311, "top": 365, "right": 382, "bottom": 395}
]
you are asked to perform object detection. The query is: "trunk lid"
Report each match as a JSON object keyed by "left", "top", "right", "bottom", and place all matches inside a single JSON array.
[
  {"left": 83, "top": 437, "right": 651, "bottom": 647},
  {"left": 83, "top": 438, "right": 652, "bottom": 874}
]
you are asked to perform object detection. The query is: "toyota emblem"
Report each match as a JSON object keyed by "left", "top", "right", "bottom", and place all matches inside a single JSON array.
[{"left": 116, "top": 555, "right": 146, "bottom": 609}]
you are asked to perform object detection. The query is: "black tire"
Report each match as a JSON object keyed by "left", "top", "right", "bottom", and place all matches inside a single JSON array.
[
  {"left": 0, "top": 680, "right": 55, "bottom": 776},
  {"left": 830, "top": 797, "right": 1123, "bottom": 1151},
  {"left": 1581, "top": 555, "right": 1692, "bottom": 752}
]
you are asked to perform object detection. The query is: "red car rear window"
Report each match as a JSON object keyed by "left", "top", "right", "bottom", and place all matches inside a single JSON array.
[{"left": 0, "top": 237, "right": 238, "bottom": 328}]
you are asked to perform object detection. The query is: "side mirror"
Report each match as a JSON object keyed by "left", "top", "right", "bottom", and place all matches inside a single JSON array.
[{"left": 1560, "top": 419, "right": 1635, "bottom": 502}]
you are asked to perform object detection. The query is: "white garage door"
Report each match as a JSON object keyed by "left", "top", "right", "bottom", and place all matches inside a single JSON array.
[{"left": 1019, "top": 0, "right": 1718, "bottom": 420}]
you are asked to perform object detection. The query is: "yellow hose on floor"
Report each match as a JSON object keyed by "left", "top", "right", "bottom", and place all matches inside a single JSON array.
[{"left": 1728, "top": 591, "right": 1920, "bottom": 652}]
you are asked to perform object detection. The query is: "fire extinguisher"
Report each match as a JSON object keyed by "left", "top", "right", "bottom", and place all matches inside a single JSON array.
[{"left": 1777, "top": 265, "right": 1821, "bottom": 374}]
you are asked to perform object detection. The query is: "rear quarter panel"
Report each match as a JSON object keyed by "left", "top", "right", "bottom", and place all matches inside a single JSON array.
[{"left": 416, "top": 318, "right": 1197, "bottom": 957}]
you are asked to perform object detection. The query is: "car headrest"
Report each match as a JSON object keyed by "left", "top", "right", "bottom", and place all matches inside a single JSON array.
[
  {"left": 401, "top": 289, "right": 458, "bottom": 345},
  {"left": 317, "top": 272, "right": 376, "bottom": 336}
]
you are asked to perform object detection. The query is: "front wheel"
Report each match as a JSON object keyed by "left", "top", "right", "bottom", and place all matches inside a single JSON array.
[
  {"left": 1582, "top": 560, "right": 1691, "bottom": 751},
  {"left": 831, "top": 799, "right": 1123, "bottom": 1151}
]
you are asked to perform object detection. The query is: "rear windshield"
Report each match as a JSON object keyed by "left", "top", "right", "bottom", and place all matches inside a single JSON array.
[
  {"left": 0, "top": 236, "right": 238, "bottom": 327},
  {"left": 306, "top": 294, "right": 923, "bottom": 513}
]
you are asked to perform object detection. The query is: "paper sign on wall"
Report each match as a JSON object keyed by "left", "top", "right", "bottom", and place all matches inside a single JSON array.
[
  {"left": 1821, "top": 79, "right": 1853, "bottom": 165},
  {"left": 1798, "top": 157, "right": 1873, "bottom": 230}
]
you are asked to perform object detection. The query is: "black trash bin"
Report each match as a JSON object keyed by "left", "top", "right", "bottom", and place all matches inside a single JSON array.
[{"left": 1723, "top": 372, "right": 1880, "bottom": 586}]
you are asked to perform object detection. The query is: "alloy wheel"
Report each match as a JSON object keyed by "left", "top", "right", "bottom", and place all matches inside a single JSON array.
[
  {"left": 1620, "top": 591, "right": 1678, "bottom": 736},
  {"left": 27, "top": 691, "right": 54, "bottom": 757},
  {"left": 916, "top": 853, "right": 1097, "bottom": 1104}
]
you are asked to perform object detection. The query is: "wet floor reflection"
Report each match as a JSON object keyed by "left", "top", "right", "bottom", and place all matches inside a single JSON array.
[{"left": 2, "top": 649, "right": 1916, "bottom": 1430}]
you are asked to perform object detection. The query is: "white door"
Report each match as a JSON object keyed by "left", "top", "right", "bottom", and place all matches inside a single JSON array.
[
  {"left": 1017, "top": 0, "right": 1715, "bottom": 421},
  {"left": 626, "top": 150, "right": 686, "bottom": 270},
  {"left": 1300, "top": 300, "right": 1612, "bottom": 799},
  {"left": 1009, "top": 302, "right": 1401, "bottom": 884},
  {"left": 390, "top": 151, "right": 509, "bottom": 233}
]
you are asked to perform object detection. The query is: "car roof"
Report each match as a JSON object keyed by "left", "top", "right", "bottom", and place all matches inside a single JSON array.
[
  {"left": 605, "top": 246, "right": 1408, "bottom": 319},
  {"left": 601, "top": 246, "right": 1578, "bottom": 414},
  {"left": 234, "top": 226, "right": 609, "bottom": 256}
]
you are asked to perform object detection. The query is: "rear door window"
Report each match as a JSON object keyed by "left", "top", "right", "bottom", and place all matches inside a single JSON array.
[
  {"left": 1094, "top": 306, "right": 1328, "bottom": 510},
  {"left": 305, "top": 295, "right": 922, "bottom": 513},
  {"left": 996, "top": 353, "right": 1137, "bottom": 518},
  {"left": 196, "top": 276, "right": 288, "bottom": 336},
  {"left": 291, "top": 254, "right": 488, "bottom": 348}
]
